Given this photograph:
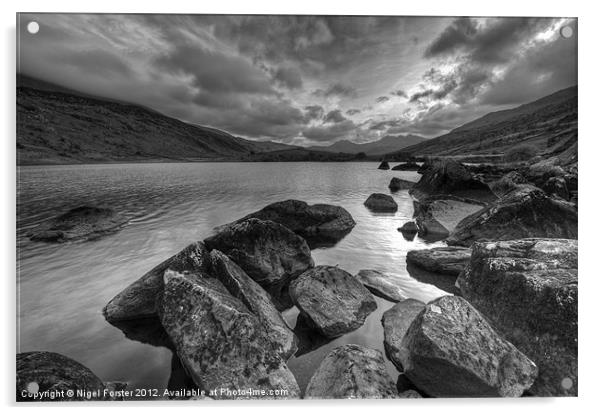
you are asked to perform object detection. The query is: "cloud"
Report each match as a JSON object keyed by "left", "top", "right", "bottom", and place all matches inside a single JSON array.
[
  {"left": 424, "top": 18, "right": 478, "bottom": 58},
  {"left": 390, "top": 89, "right": 408, "bottom": 98},
  {"left": 304, "top": 105, "right": 325, "bottom": 120},
  {"left": 270, "top": 66, "right": 303, "bottom": 89},
  {"left": 323, "top": 109, "right": 347, "bottom": 123},
  {"left": 376, "top": 96, "right": 390, "bottom": 103},
  {"left": 346, "top": 108, "right": 361, "bottom": 115},
  {"left": 312, "top": 83, "right": 358, "bottom": 98},
  {"left": 302, "top": 120, "right": 357, "bottom": 141}
]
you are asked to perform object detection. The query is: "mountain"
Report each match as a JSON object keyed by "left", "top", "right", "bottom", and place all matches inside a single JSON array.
[
  {"left": 388, "top": 86, "right": 577, "bottom": 162},
  {"left": 16, "top": 75, "right": 298, "bottom": 165},
  {"left": 308, "top": 134, "right": 426, "bottom": 155}
]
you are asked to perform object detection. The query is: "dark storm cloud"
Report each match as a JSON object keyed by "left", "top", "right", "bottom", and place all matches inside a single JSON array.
[
  {"left": 424, "top": 18, "right": 478, "bottom": 58},
  {"left": 304, "top": 105, "right": 325, "bottom": 120},
  {"left": 312, "top": 83, "right": 358, "bottom": 98},
  {"left": 390, "top": 90, "right": 408, "bottom": 98},
  {"left": 376, "top": 96, "right": 390, "bottom": 103},
  {"left": 346, "top": 109, "right": 361, "bottom": 115},
  {"left": 270, "top": 66, "right": 304, "bottom": 89},
  {"left": 324, "top": 109, "right": 347, "bottom": 123}
]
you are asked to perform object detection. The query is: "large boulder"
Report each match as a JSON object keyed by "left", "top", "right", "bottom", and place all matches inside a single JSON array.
[
  {"left": 209, "top": 250, "right": 297, "bottom": 360},
  {"left": 413, "top": 196, "right": 485, "bottom": 238},
  {"left": 388, "top": 177, "right": 415, "bottom": 192},
  {"left": 204, "top": 218, "right": 314, "bottom": 310},
  {"left": 355, "top": 269, "right": 408, "bottom": 303},
  {"left": 305, "top": 345, "right": 397, "bottom": 399},
  {"left": 406, "top": 246, "right": 472, "bottom": 276},
  {"left": 447, "top": 185, "right": 578, "bottom": 246},
  {"left": 542, "top": 176, "right": 570, "bottom": 200},
  {"left": 28, "top": 206, "right": 127, "bottom": 242},
  {"left": 364, "top": 193, "right": 398, "bottom": 212},
  {"left": 289, "top": 266, "right": 377, "bottom": 338},
  {"left": 160, "top": 270, "right": 300, "bottom": 399},
  {"left": 103, "top": 242, "right": 211, "bottom": 322},
  {"left": 381, "top": 299, "right": 426, "bottom": 371},
  {"left": 378, "top": 161, "right": 390, "bottom": 170},
  {"left": 399, "top": 296, "right": 538, "bottom": 397},
  {"left": 17, "top": 351, "right": 110, "bottom": 401},
  {"left": 409, "top": 159, "right": 497, "bottom": 202},
  {"left": 392, "top": 161, "right": 420, "bottom": 171},
  {"left": 214, "top": 200, "right": 355, "bottom": 249},
  {"left": 457, "top": 239, "right": 578, "bottom": 396}
]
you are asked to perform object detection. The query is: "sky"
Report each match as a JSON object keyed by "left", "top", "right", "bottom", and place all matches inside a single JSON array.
[{"left": 18, "top": 14, "right": 577, "bottom": 146}]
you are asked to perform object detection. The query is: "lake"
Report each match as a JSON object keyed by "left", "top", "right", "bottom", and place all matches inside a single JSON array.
[{"left": 16, "top": 162, "right": 452, "bottom": 397}]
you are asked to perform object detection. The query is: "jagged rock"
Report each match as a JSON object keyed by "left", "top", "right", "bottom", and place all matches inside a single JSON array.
[
  {"left": 355, "top": 269, "right": 408, "bottom": 302},
  {"left": 398, "top": 296, "right": 538, "bottom": 397},
  {"left": 413, "top": 196, "right": 484, "bottom": 238},
  {"left": 392, "top": 162, "right": 420, "bottom": 171},
  {"left": 209, "top": 250, "right": 297, "bottom": 360},
  {"left": 364, "top": 193, "right": 398, "bottom": 212},
  {"left": 491, "top": 171, "right": 528, "bottom": 196},
  {"left": 409, "top": 159, "right": 497, "bottom": 202},
  {"left": 214, "top": 200, "right": 356, "bottom": 248},
  {"left": 378, "top": 161, "right": 390, "bottom": 170},
  {"left": 304, "top": 345, "right": 397, "bottom": 399},
  {"left": 457, "top": 238, "right": 578, "bottom": 396},
  {"left": 160, "top": 270, "right": 300, "bottom": 399},
  {"left": 447, "top": 185, "right": 578, "bottom": 246},
  {"left": 103, "top": 242, "right": 211, "bottom": 322},
  {"left": 17, "top": 351, "right": 108, "bottom": 401},
  {"left": 406, "top": 247, "right": 471, "bottom": 276},
  {"left": 289, "top": 266, "right": 377, "bottom": 338},
  {"left": 542, "top": 176, "right": 570, "bottom": 200},
  {"left": 388, "top": 177, "right": 415, "bottom": 192},
  {"left": 381, "top": 299, "right": 426, "bottom": 371},
  {"left": 204, "top": 218, "right": 314, "bottom": 310},
  {"left": 28, "top": 206, "right": 127, "bottom": 242}
]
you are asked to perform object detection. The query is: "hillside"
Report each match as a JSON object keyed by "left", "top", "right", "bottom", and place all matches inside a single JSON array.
[
  {"left": 16, "top": 75, "right": 298, "bottom": 165},
  {"left": 387, "top": 86, "right": 577, "bottom": 162},
  {"left": 308, "top": 134, "right": 425, "bottom": 155}
]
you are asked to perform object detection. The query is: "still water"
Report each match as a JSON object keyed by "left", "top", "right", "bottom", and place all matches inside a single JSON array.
[{"left": 17, "top": 162, "right": 451, "bottom": 396}]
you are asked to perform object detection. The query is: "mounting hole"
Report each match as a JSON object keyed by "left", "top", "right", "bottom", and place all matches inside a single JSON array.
[
  {"left": 27, "top": 21, "right": 39, "bottom": 34},
  {"left": 561, "top": 377, "right": 573, "bottom": 390},
  {"left": 560, "top": 25, "right": 573, "bottom": 39}
]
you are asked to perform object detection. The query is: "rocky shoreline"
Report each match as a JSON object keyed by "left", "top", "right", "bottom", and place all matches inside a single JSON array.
[{"left": 18, "top": 156, "right": 578, "bottom": 400}]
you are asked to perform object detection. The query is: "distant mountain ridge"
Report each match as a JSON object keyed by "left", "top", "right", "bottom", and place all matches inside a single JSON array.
[{"left": 308, "top": 134, "right": 426, "bottom": 155}]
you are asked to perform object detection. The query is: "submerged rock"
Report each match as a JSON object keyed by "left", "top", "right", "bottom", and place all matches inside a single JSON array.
[
  {"left": 364, "top": 193, "right": 398, "bottom": 212},
  {"left": 355, "top": 269, "right": 408, "bottom": 303},
  {"left": 209, "top": 250, "right": 297, "bottom": 360},
  {"left": 289, "top": 266, "right": 377, "bottom": 338},
  {"left": 381, "top": 299, "right": 426, "bottom": 372},
  {"left": 413, "top": 196, "right": 484, "bottom": 238},
  {"left": 399, "top": 296, "right": 538, "bottom": 397},
  {"left": 305, "top": 345, "right": 397, "bottom": 399},
  {"left": 388, "top": 177, "right": 415, "bottom": 192},
  {"left": 103, "top": 242, "right": 211, "bottom": 322},
  {"left": 406, "top": 246, "right": 472, "bottom": 276},
  {"left": 378, "top": 161, "right": 390, "bottom": 170},
  {"left": 160, "top": 270, "right": 300, "bottom": 399},
  {"left": 28, "top": 206, "right": 127, "bottom": 242},
  {"left": 204, "top": 218, "right": 314, "bottom": 310},
  {"left": 214, "top": 199, "right": 355, "bottom": 249},
  {"left": 17, "top": 351, "right": 108, "bottom": 401},
  {"left": 409, "top": 159, "right": 497, "bottom": 202},
  {"left": 447, "top": 185, "right": 578, "bottom": 246},
  {"left": 457, "top": 238, "right": 578, "bottom": 396},
  {"left": 392, "top": 162, "right": 420, "bottom": 171}
]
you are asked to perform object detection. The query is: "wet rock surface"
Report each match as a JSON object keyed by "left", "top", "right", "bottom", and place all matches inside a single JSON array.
[
  {"left": 448, "top": 185, "right": 578, "bottom": 246},
  {"left": 364, "top": 193, "right": 398, "bottom": 212},
  {"left": 399, "top": 296, "right": 538, "bottom": 397},
  {"left": 388, "top": 177, "right": 415, "bottom": 192},
  {"left": 160, "top": 270, "right": 300, "bottom": 399},
  {"left": 28, "top": 206, "right": 127, "bottom": 243},
  {"left": 457, "top": 238, "right": 578, "bottom": 396},
  {"left": 289, "top": 266, "right": 377, "bottom": 338},
  {"left": 406, "top": 246, "right": 472, "bottom": 276},
  {"left": 413, "top": 196, "right": 485, "bottom": 238},
  {"left": 355, "top": 269, "right": 408, "bottom": 303},
  {"left": 381, "top": 299, "right": 426, "bottom": 372},
  {"left": 215, "top": 199, "right": 356, "bottom": 249},
  {"left": 304, "top": 345, "right": 397, "bottom": 399}
]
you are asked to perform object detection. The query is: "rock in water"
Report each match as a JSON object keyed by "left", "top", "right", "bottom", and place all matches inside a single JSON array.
[
  {"left": 381, "top": 299, "right": 426, "bottom": 371},
  {"left": 160, "top": 270, "right": 300, "bottom": 399},
  {"left": 409, "top": 159, "right": 497, "bottom": 202},
  {"left": 364, "top": 193, "right": 398, "bottom": 212},
  {"left": 400, "top": 296, "right": 538, "bottom": 397},
  {"left": 209, "top": 250, "right": 297, "bottom": 360},
  {"left": 406, "top": 247, "right": 472, "bottom": 276},
  {"left": 378, "top": 161, "right": 390, "bottom": 170},
  {"left": 305, "top": 345, "right": 397, "bottom": 399},
  {"left": 355, "top": 269, "right": 408, "bottom": 302},
  {"left": 289, "top": 266, "right": 377, "bottom": 338},
  {"left": 457, "top": 238, "right": 577, "bottom": 396},
  {"left": 412, "top": 196, "right": 485, "bottom": 239},
  {"left": 17, "top": 351, "right": 106, "bottom": 401},
  {"left": 214, "top": 199, "right": 356, "bottom": 248},
  {"left": 204, "top": 218, "right": 314, "bottom": 310},
  {"left": 398, "top": 221, "right": 418, "bottom": 235},
  {"left": 28, "top": 206, "right": 127, "bottom": 242},
  {"left": 388, "top": 177, "right": 415, "bottom": 192},
  {"left": 447, "top": 185, "right": 578, "bottom": 246},
  {"left": 392, "top": 162, "right": 420, "bottom": 171},
  {"left": 103, "top": 242, "right": 211, "bottom": 322}
]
